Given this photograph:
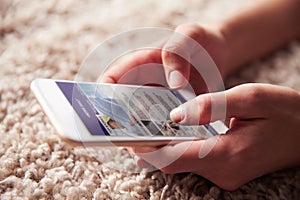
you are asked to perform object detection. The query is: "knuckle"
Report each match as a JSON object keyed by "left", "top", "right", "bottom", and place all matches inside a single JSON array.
[
  {"left": 196, "top": 95, "right": 212, "bottom": 123},
  {"left": 162, "top": 43, "right": 188, "bottom": 63},
  {"left": 236, "top": 83, "right": 265, "bottom": 106},
  {"left": 161, "top": 50, "right": 188, "bottom": 71},
  {"left": 197, "top": 94, "right": 211, "bottom": 110},
  {"left": 175, "top": 23, "right": 207, "bottom": 46},
  {"left": 176, "top": 23, "right": 204, "bottom": 37},
  {"left": 163, "top": 23, "right": 203, "bottom": 58},
  {"left": 163, "top": 42, "right": 181, "bottom": 53},
  {"left": 161, "top": 48, "right": 179, "bottom": 60},
  {"left": 246, "top": 84, "right": 264, "bottom": 105}
]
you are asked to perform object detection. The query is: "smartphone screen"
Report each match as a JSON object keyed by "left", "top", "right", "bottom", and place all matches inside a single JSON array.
[{"left": 56, "top": 81, "right": 217, "bottom": 139}]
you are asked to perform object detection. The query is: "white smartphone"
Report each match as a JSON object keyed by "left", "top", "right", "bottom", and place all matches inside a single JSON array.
[{"left": 31, "top": 78, "right": 227, "bottom": 146}]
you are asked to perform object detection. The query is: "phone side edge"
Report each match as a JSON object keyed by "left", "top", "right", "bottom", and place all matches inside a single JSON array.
[{"left": 30, "top": 79, "right": 88, "bottom": 143}]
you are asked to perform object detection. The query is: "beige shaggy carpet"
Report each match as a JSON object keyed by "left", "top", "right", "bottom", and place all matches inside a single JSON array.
[{"left": 1, "top": 0, "right": 300, "bottom": 199}]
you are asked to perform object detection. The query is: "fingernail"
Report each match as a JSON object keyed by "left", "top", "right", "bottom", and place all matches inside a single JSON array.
[
  {"left": 168, "top": 70, "right": 187, "bottom": 89},
  {"left": 170, "top": 106, "right": 184, "bottom": 123}
]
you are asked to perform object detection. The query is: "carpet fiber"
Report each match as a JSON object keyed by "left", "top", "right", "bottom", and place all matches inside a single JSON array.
[{"left": 1, "top": 0, "right": 300, "bottom": 199}]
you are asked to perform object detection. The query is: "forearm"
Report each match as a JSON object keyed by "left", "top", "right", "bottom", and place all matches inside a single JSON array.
[{"left": 218, "top": 0, "right": 300, "bottom": 75}]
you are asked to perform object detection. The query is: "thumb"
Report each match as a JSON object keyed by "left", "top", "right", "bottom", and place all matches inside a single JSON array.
[
  {"left": 170, "top": 84, "right": 265, "bottom": 125},
  {"left": 162, "top": 24, "right": 202, "bottom": 89}
]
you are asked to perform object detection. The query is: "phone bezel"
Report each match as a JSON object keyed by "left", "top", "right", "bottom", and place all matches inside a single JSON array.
[{"left": 31, "top": 78, "right": 228, "bottom": 146}]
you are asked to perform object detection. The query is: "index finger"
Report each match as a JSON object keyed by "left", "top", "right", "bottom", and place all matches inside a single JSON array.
[
  {"left": 100, "top": 49, "right": 162, "bottom": 84},
  {"left": 132, "top": 136, "right": 222, "bottom": 173}
]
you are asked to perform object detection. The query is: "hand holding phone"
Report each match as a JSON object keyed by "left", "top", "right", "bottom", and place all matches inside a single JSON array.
[{"left": 31, "top": 79, "right": 227, "bottom": 146}]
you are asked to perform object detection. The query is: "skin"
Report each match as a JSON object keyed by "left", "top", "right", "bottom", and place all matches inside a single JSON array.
[
  {"left": 101, "top": 0, "right": 300, "bottom": 190},
  {"left": 134, "top": 83, "right": 300, "bottom": 190}
]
